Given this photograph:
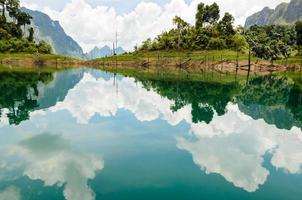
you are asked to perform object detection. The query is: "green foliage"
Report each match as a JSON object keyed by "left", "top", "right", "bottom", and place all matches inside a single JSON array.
[
  {"left": 238, "top": 75, "right": 302, "bottom": 130},
  {"left": 208, "top": 37, "right": 226, "bottom": 50},
  {"left": 245, "top": 24, "right": 297, "bottom": 60},
  {"left": 218, "top": 12, "right": 235, "bottom": 37},
  {"left": 0, "top": 71, "right": 53, "bottom": 125},
  {"left": 0, "top": 27, "right": 11, "bottom": 39},
  {"left": 28, "top": 27, "right": 34, "bottom": 42},
  {"left": 36, "top": 40, "right": 52, "bottom": 54},
  {"left": 232, "top": 34, "right": 248, "bottom": 52},
  {"left": 0, "top": 0, "right": 52, "bottom": 54},
  {"left": 195, "top": 2, "right": 220, "bottom": 29},
  {"left": 141, "top": 79, "right": 240, "bottom": 124},
  {"left": 138, "top": 2, "right": 237, "bottom": 52},
  {"left": 16, "top": 11, "right": 32, "bottom": 31},
  {"left": 7, "top": 0, "right": 20, "bottom": 21},
  {"left": 296, "top": 21, "right": 302, "bottom": 50},
  {"left": 0, "top": 0, "right": 6, "bottom": 19},
  {"left": 195, "top": 3, "right": 205, "bottom": 29},
  {"left": 0, "top": 38, "right": 52, "bottom": 53},
  {"left": 203, "top": 3, "right": 220, "bottom": 25},
  {"left": 136, "top": 2, "right": 299, "bottom": 62}
]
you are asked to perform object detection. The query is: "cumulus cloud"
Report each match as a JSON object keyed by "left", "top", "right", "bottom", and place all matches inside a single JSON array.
[
  {"left": 11, "top": 133, "right": 104, "bottom": 200},
  {"left": 21, "top": 0, "right": 290, "bottom": 52},
  {"left": 0, "top": 187, "right": 21, "bottom": 200}
]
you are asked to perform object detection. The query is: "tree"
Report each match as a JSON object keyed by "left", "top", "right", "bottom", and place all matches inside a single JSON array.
[
  {"left": 36, "top": 40, "right": 52, "bottom": 54},
  {"left": 16, "top": 11, "right": 32, "bottom": 33},
  {"left": 296, "top": 21, "right": 302, "bottom": 51},
  {"left": 218, "top": 12, "right": 235, "bottom": 37},
  {"left": 232, "top": 34, "right": 248, "bottom": 52},
  {"left": 173, "top": 16, "right": 189, "bottom": 49},
  {"left": 195, "top": 2, "right": 220, "bottom": 28},
  {"left": 0, "top": 0, "right": 6, "bottom": 19},
  {"left": 6, "top": 0, "right": 19, "bottom": 22},
  {"left": 140, "top": 38, "right": 152, "bottom": 50},
  {"left": 195, "top": 2, "right": 205, "bottom": 29},
  {"left": 203, "top": 3, "right": 220, "bottom": 25},
  {"left": 208, "top": 37, "right": 226, "bottom": 50},
  {"left": 245, "top": 25, "right": 295, "bottom": 61},
  {"left": 28, "top": 27, "right": 33, "bottom": 42}
]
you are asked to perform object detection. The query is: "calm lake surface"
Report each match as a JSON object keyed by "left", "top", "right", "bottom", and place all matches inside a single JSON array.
[{"left": 0, "top": 67, "right": 302, "bottom": 200}]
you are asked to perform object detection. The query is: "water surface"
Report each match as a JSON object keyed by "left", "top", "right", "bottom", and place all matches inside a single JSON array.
[{"left": 0, "top": 67, "right": 302, "bottom": 200}]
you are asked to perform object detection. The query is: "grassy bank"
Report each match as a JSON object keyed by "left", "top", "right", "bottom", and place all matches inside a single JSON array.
[
  {"left": 0, "top": 53, "right": 87, "bottom": 68},
  {"left": 0, "top": 53, "right": 77, "bottom": 61},
  {"left": 95, "top": 50, "right": 302, "bottom": 64},
  {"left": 96, "top": 50, "right": 251, "bottom": 62}
]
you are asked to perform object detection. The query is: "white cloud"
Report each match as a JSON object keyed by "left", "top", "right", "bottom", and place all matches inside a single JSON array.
[
  {"left": 21, "top": 0, "right": 290, "bottom": 52},
  {"left": 11, "top": 134, "right": 104, "bottom": 200},
  {"left": 0, "top": 187, "right": 21, "bottom": 200}
]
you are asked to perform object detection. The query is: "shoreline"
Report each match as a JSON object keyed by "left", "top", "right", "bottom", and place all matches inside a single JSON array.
[{"left": 1, "top": 52, "right": 301, "bottom": 75}]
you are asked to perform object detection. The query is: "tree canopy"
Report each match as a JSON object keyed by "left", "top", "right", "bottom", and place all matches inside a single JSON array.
[
  {"left": 0, "top": 0, "right": 52, "bottom": 53},
  {"left": 137, "top": 2, "right": 300, "bottom": 61}
]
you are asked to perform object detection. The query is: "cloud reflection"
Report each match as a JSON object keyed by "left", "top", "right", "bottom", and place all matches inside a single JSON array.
[
  {"left": 11, "top": 133, "right": 104, "bottom": 200},
  {"left": 177, "top": 104, "right": 302, "bottom": 192},
  {"left": 0, "top": 187, "right": 21, "bottom": 200},
  {"left": 50, "top": 73, "right": 191, "bottom": 125},
  {"left": 36, "top": 72, "right": 302, "bottom": 192}
]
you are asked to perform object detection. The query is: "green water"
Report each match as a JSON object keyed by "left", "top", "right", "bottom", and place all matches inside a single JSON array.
[{"left": 0, "top": 67, "right": 302, "bottom": 200}]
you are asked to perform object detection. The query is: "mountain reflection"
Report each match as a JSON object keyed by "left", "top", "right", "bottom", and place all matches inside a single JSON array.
[{"left": 11, "top": 133, "right": 104, "bottom": 200}]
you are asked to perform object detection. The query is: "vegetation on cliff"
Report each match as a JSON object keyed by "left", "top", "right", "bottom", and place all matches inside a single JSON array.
[{"left": 0, "top": 0, "right": 52, "bottom": 54}]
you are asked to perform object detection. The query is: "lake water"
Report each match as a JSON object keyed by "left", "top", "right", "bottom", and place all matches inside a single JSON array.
[{"left": 0, "top": 67, "right": 302, "bottom": 200}]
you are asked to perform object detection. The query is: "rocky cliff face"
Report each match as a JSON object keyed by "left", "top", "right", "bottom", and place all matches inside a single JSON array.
[
  {"left": 245, "top": 0, "right": 302, "bottom": 27},
  {"left": 22, "top": 7, "right": 85, "bottom": 59}
]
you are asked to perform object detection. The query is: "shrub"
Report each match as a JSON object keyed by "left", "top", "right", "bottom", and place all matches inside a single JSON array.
[
  {"left": 208, "top": 37, "right": 226, "bottom": 50},
  {"left": 0, "top": 28, "right": 12, "bottom": 40},
  {"left": 36, "top": 40, "right": 52, "bottom": 54}
]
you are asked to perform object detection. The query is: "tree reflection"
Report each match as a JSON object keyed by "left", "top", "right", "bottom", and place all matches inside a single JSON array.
[
  {"left": 140, "top": 74, "right": 302, "bottom": 129},
  {"left": 141, "top": 79, "right": 240, "bottom": 124},
  {"left": 238, "top": 75, "right": 302, "bottom": 129},
  {"left": 0, "top": 72, "right": 53, "bottom": 125}
]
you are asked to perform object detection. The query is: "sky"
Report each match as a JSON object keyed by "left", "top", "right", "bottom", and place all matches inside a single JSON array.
[{"left": 20, "top": 0, "right": 291, "bottom": 52}]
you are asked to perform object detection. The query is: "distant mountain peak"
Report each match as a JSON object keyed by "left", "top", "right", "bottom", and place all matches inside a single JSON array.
[
  {"left": 245, "top": 0, "right": 302, "bottom": 27},
  {"left": 101, "top": 45, "right": 111, "bottom": 49},
  {"left": 85, "top": 46, "right": 126, "bottom": 60}
]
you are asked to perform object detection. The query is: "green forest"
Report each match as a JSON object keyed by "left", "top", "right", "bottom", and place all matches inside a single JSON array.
[
  {"left": 0, "top": 0, "right": 52, "bottom": 53},
  {"left": 137, "top": 2, "right": 302, "bottom": 61}
]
